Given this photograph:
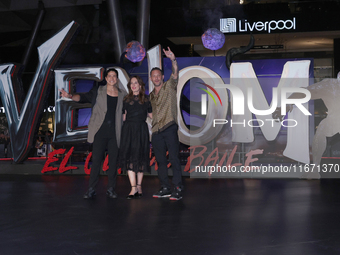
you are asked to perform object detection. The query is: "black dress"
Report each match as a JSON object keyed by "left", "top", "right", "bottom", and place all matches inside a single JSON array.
[{"left": 119, "top": 95, "right": 152, "bottom": 173}]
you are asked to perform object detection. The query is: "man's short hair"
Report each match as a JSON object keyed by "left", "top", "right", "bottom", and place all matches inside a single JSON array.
[
  {"left": 105, "top": 68, "right": 118, "bottom": 78},
  {"left": 150, "top": 67, "right": 164, "bottom": 76}
]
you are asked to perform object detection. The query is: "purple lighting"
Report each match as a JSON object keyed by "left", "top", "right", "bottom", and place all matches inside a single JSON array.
[
  {"left": 201, "top": 28, "right": 225, "bottom": 51},
  {"left": 124, "top": 41, "right": 146, "bottom": 63}
]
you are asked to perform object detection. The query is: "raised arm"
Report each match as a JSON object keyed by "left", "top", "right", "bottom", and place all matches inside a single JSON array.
[
  {"left": 59, "top": 85, "right": 98, "bottom": 104},
  {"left": 59, "top": 88, "right": 80, "bottom": 102},
  {"left": 163, "top": 47, "right": 178, "bottom": 80}
]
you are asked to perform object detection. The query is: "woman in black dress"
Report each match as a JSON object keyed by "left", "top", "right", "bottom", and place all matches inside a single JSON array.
[{"left": 120, "top": 76, "right": 152, "bottom": 199}]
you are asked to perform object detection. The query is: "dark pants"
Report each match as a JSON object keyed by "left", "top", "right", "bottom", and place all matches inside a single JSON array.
[
  {"left": 151, "top": 124, "right": 182, "bottom": 189},
  {"left": 89, "top": 130, "right": 118, "bottom": 189}
]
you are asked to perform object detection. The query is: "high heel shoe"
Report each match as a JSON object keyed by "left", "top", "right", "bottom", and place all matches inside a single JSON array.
[
  {"left": 135, "top": 184, "right": 143, "bottom": 198},
  {"left": 126, "top": 186, "right": 138, "bottom": 199}
]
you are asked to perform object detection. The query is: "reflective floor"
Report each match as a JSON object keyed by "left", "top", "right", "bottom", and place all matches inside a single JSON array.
[{"left": 1, "top": 174, "right": 340, "bottom": 255}]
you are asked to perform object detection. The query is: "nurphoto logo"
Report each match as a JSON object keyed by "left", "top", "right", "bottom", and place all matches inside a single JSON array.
[{"left": 198, "top": 82, "right": 223, "bottom": 115}]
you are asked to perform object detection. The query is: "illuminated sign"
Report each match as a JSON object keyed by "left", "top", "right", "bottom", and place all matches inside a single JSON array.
[
  {"left": 220, "top": 17, "right": 296, "bottom": 34},
  {"left": 0, "top": 21, "right": 79, "bottom": 163},
  {"left": 177, "top": 62, "right": 311, "bottom": 164},
  {"left": 0, "top": 21, "right": 311, "bottom": 167}
]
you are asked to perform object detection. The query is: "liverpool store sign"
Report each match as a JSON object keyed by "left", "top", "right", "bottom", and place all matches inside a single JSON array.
[{"left": 220, "top": 17, "right": 296, "bottom": 34}]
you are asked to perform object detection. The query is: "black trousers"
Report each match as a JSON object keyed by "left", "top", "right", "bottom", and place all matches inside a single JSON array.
[
  {"left": 89, "top": 126, "right": 119, "bottom": 189},
  {"left": 151, "top": 124, "right": 182, "bottom": 189}
]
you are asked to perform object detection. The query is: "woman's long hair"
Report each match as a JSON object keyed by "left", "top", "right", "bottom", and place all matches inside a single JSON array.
[{"left": 124, "top": 76, "right": 148, "bottom": 104}]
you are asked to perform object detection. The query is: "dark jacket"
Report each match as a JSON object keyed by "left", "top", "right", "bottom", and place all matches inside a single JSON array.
[{"left": 79, "top": 85, "right": 127, "bottom": 146}]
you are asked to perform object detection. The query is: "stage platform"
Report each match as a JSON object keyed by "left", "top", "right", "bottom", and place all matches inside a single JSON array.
[{"left": 1, "top": 173, "right": 340, "bottom": 254}]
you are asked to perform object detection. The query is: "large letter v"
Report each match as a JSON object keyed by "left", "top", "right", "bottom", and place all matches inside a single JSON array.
[{"left": 0, "top": 21, "right": 79, "bottom": 163}]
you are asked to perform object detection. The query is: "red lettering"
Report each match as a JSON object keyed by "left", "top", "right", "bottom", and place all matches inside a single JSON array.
[
  {"left": 43, "top": 149, "right": 136, "bottom": 174},
  {"left": 84, "top": 153, "right": 122, "bottom": 174},
  {"left": 103, "top": 154, "right": 109, "bottom": 171},
  {"left": 150, "top": 154, "right": 157, "bottom": 170},
  {"left": 149, "top": 148, "right": 154, "bottom": 165},
  {"left": 243, "top": 149, "right": 263, "bottom": 172},
  {"left": 218, "top": 148, "right": 231, "bottom": 167},
  {"left": 150, "top": 151, "right": 170, "bottom": 171},
  {"left": 41, "top": 148, "right": 66, "bottom": 173},
  {"left": 84, "top": 152, "right": 92, "bottom": 175},
  {"left": 204, "top": 147, "right": 219, "bottom": 176},
  {"left": 226, "top": 145, "right": 242, "bottom": 168},
  {"left": 42, "top": 145, "right": 263, "bottom": 175},
  {"left": 59, "top": 147, "right": 78, "bottom": 173},
  {"left": 205, "top": 147, "right": 218, "bottom": 165},
  {"left": 166, "top": 151, "right": 171, "bottom": 168},
  {"left": 184, "top": 146, "right": 207, "bottom": 173}
]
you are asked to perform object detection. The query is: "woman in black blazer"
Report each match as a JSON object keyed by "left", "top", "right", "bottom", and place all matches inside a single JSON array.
[{"left": 60, "top": 68, "right": 127, "bottom": 199}]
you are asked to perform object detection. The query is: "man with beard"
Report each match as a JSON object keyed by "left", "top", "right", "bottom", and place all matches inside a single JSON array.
[{"left": 149, "top": 47, "right": 183, "bottom": 200}]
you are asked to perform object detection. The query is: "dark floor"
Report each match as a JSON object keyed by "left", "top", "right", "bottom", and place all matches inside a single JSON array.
[{"left": 1, "top": 174, "right": 340, "bottom": 255}]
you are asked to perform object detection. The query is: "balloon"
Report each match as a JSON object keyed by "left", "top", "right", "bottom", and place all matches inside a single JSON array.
[
  {"left": 124, "top": 41, "right": 146, "bottom": 63},
  {"left": 201, "top": 28, "right": 225, "bottom": 51}
]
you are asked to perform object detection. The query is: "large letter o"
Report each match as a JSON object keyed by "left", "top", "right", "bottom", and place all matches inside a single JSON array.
[{"left": 177, "top": 66, "right": 228, "bottom": 145}]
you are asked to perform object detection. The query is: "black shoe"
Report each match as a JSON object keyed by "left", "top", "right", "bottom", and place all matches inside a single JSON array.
[
  {"left": 107, "top": 187, "right": 118, "bottom": 199},
  {"left": 169, "top": 187, "right": 182, "bottom": 201},
  {"left": 136, "top": 184, "right": 143, "bottom": 198},
  {"left": 83, "top": 187, "right": 96, "bottom": 199},
  {"left": 126, "top": 185, "right": 137, "bottom": 199},
  {"left": 153, "top": 187, "right": 171, "bottom": 198},
  {"left": 135, "top": 193, "right": 143, "bottom": 198},
  {"left": 126, "top": 192, "right": 138, "bottom": 199}
]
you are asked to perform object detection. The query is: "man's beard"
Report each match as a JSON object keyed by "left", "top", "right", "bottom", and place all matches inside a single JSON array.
[{"left": 153, "top": 81, "right": 163, "bottom": 87}]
